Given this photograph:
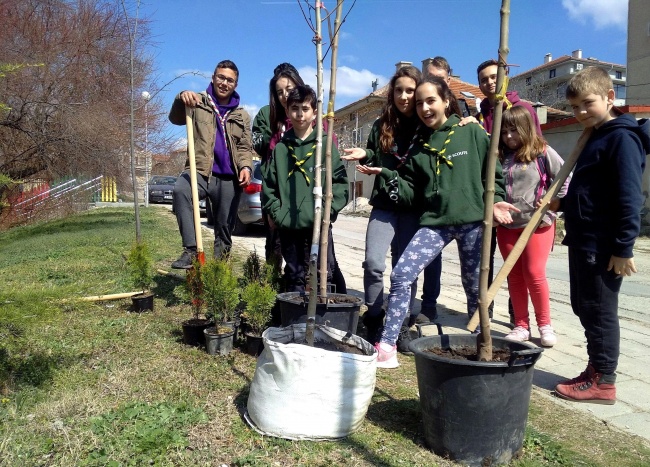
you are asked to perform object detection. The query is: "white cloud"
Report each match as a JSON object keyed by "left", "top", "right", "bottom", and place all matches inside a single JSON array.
[
  {"left": 171, "top": 137, "right": 187, "bottom": 151},
  {"left": 561, "top": 0, "right": 628, "bottom": 29},
  {"left": 242, "top": 104, "right": 260, "bottom": 120},
  {"left": 298, "top": 65, "right": 389, "bottom": 102}
]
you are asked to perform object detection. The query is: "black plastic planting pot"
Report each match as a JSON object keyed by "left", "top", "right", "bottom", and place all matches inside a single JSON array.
[
  {"left": 409, "top": 333, "right": 543, "bottom": 466},
  {"left": 276, "top": 292, "right": 362, "bottom": 334}
]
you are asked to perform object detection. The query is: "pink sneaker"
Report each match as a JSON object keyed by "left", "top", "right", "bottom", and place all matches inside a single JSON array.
[
  {"left": 504, "top": 326, "right": 530, "bottom": 342},
  {"left": 538, "top": 325, "right": 557, "bottom": 347},
  {"left": 374, "top": 343, "right": 399, "bottom": 369}
]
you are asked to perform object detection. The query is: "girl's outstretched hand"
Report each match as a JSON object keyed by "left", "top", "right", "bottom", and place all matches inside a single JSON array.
[
  {"left": 493, "top": 201, "right": 520, "bottom": 225},
  {"left": 341, "top": 147, "right": 366, "bottom": 161},
  {"left": 357, "top": 165, "right": 381, "bottom": 175}
]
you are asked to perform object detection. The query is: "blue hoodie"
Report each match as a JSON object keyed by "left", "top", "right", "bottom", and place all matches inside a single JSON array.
[{"left": 560, "top": 114, "right": 649, "bottom": 257}]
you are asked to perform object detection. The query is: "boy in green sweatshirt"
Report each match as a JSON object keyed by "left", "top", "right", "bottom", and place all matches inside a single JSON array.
[{"left": 261, "top": 85, "right": 349, "bottom": 292}]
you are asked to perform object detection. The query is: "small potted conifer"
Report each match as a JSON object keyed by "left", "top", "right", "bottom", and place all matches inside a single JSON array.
[
  {"left": 127, "top": 241, "right": 154, "bottom": 312},
  {"left": 180, "top": 258, "right": 212, "bottom": 346},
  {"left": 202, "top": 258, "right": 240, "bottom": 356}
]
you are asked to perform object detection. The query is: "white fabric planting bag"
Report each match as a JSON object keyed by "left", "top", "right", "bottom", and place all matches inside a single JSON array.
[{"left": 245, "top": 324, "right": 377, "bottom": 440}]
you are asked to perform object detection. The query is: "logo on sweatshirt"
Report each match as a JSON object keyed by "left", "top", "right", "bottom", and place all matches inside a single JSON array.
[{"left": 448, "top": 150, "right": 468, "bottom": 159}]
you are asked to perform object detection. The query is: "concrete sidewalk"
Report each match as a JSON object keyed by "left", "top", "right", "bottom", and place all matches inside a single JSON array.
[{"left": 229, "top": 213, "right": 650, "bottom": 444}]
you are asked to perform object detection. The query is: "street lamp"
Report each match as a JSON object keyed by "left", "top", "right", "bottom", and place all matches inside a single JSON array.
[{"left": 142, "top": 90, "right": 151, "bottom": 207}]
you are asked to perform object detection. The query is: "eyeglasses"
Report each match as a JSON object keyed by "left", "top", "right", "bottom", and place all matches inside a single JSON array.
[{"left": 214, "top": 74, "right": 236, "bottom": 86}]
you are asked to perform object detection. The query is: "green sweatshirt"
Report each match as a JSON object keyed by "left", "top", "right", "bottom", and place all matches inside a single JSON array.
[
  {"left": 378, "top": 114, "right": 505, "bottom": 227},
  {"left": 252, "top": 105, "right": 271, "bottom": 159},
  {"left": 262, "top": 127, "right": 349, "bottom": 230},
  {"left": 362, "top": 115, "right": 419, "bottom": 211}
]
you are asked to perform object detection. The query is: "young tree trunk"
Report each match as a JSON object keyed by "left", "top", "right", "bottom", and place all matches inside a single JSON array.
[
  {"left": 305, "top": 1, "right": 325, "bottom": 346},
  {"left": 477, "top": 0, "right": 511, "bottom": 362},
  {"left": 319, "top": 1, "right": 344, "bottom": 298}
]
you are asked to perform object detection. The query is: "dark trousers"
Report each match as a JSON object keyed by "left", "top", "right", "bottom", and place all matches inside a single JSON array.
[
  {"left": 568, "top": 247, "right": 622, "bottom": 374},
  {"left": 279, "top": 225, "right": 342, "bottom": 293},
  {"left": 173, "top": 171, "right": 241, "bottom": 258}
]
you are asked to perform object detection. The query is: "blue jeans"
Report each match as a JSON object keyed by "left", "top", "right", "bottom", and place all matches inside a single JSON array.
[
  {"left": 568, "top": 247, "right": 622, "bottom": 374},
  {"left": 381, "top": 222, "right": 483, "bottom": 345},
  {"left": 363, "top": 209, "right": 441, "bottom": 317}
]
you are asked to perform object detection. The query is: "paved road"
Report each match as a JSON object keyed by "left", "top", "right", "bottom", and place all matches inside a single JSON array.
[{"left": 229, "top": 213, "right": 650, "bottom": 443}]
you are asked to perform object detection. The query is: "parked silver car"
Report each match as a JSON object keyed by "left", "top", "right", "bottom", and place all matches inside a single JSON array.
[{"left": 205, "top": 160, "right": 263, "bottom": 234}]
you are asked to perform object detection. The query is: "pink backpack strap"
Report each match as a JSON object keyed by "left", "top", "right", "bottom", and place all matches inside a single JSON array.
[{"left": 535, "top": 147, "right": 548, "bottom": 202}]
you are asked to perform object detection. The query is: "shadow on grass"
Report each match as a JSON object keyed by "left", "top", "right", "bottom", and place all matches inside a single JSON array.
[
  {"left": 153, "top": 274, "right": 183, "bottom": 307},
  {"left": 0, "top": 347, "right": 81, "bottom": 390},
  {"left": 7, "top": 211, "right": 133, "bottom": 239}
]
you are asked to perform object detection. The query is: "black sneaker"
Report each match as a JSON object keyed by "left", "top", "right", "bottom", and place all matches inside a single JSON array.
[
  {"left": 396, "top": 325, "right": 414, "bottom": 355},
  {"left": 171, "top": 249, "right": 196, "bottom": 269}
]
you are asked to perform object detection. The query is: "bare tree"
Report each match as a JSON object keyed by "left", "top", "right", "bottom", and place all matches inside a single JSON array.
[{"left": 0, "top": 0, "right": 160, "bottom": 188}]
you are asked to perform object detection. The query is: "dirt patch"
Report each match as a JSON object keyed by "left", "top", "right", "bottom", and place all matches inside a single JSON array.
[
  {"left": 290, "top": 338, "right": 369, "bottom": 356},
  {"left": 426, "top": 346, "right": 512, "bottom": 362},
  {"left": 284, "top": 293, "right": 361, "bottom": 305}
]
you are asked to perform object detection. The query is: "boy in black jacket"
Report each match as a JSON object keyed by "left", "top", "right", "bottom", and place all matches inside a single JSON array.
[{"left": 549, "top": 67, "right": 649, "bottom": 404}]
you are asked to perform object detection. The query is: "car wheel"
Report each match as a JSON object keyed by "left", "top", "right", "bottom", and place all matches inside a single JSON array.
[{"left": 232, "top": 216, "right": 247, "bottom": 235}]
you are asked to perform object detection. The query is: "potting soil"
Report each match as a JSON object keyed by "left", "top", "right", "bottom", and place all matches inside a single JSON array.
[{"left": 426, "top": 346, "right": 512, "bottom": 362}]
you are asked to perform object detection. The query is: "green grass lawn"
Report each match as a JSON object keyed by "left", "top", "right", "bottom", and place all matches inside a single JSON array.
[{"left": 1, "top": 207, "right": 649, "bottom": 466}]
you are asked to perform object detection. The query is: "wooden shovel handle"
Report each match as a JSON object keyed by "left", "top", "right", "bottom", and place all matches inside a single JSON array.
[{"left": 185, "top": 106, "right": 204, "bottom": 264}]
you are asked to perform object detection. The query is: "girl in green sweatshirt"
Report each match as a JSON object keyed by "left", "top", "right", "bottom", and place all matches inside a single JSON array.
[{"left": 372, "top": 76, "right": 518, "bottom": 368}]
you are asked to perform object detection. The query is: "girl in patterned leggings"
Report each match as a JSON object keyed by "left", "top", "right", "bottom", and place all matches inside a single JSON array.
[{"left": 371, "top": 76, "right": 518, "bottom": 368}]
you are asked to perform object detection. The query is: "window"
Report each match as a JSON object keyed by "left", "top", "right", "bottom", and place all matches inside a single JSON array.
[
  {"left": 615, "top": 70, "right": 622, "bottom": 80},
  {"left": 549, "top": 69, "right": 556, "bottom": 79},
  {"left": 576, "top": 63, "right": 583, "bottom": 71},
  {"left": 525, "top": 77, "right": 531, "bottom": 86},
  {"left": 352, "top": 128, "right": 364, "bottom": 145},
  {"left": 614, "top": 84, "right": 626, "bottom": 99}
]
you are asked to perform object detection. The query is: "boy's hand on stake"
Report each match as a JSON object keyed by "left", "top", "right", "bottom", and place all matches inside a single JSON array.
[
  {"left": 493, "top": 201, "right": 520, "bottom": 225},
  {"left": 357, "top": 165, "right": 381, "bottom": 175},
  {"left": 180, "top": 91, "right": 201, "bottom": 107},
  {"left": 608, "top": 256, "right": 637, "bottom": 277},
  {"left": 341, "top": 147, "right": 366, "bottom": 161}
]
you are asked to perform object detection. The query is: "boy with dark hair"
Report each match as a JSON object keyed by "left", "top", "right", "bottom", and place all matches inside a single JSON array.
[
  {"left": 476, "top": 59, "right": 542, "bottom": 136},
  {"left": 261, "top": 85, "right": 349, "bottom": 292},
  {"left": 550, "top": 66, "right": 648, "bottom": 404},
  {"left": 169, "top": 59, "right": 254, "bottom": 267}
]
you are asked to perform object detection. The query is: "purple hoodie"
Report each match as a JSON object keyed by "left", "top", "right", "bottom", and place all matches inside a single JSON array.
[
  {"left": 207, "top": 82, "right": 240, "bottom": 176},
  {"left": 479, "top": 90, "right": 542, "bottom": 136}
]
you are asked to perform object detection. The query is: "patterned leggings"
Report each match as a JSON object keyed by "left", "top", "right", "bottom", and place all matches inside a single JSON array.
[{"left": 381, "top": 222, "right": 483, "bottom": 345}]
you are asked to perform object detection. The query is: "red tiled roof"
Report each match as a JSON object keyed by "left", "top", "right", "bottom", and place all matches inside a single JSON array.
[{"left": 370, "top": 77, "right": 485, "bottom": 101}]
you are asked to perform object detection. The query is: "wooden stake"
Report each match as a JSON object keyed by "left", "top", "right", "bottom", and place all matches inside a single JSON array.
[
  {"left": 476, "top": 0, "right": 511, "bottom": 362},
  {"left": 185, "top": 106, "right": 205, "bottom": 265}
]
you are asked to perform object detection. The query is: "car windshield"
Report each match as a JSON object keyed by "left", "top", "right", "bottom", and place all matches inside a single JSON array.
[{"left": 149, "top": 176, "right": 177, "bottom": 185}]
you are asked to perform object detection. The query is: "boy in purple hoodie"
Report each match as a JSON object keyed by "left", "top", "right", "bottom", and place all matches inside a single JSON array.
[
  {"left": 168, "top": 60, "right": 255, "bottom": 267},
  {"left": 550, "top": 66, "right": 648, "bottom": 404}
]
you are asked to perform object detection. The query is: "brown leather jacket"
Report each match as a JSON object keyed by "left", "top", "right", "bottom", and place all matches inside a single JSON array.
[{"left": 169, "top": 91, "right": 254, "bottom": 178}]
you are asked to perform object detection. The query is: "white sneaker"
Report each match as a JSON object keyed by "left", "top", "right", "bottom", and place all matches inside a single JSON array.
[
  {"left": 539, "top": 325, "right": 557, "bottom": 347},
  {"left": 504, "top": 326, "right": 530, "bottom": 342},
  {"left": 374, "top": 343, "right": 399, "bottom": 369}
]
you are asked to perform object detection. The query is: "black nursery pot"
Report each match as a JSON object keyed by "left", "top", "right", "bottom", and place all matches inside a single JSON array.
[
  {"left": 409, "top": 334, "right": 543, "bottom": 467},
  {"left": 276, "top": 292, "right": 362, "bottom": 334},
  {"left": 181, "top": 318, "right": 211, "bottom": 346},
  {"left": 131, "top": 292, "right": 154, "bottom": 312},
  {"left": 244, "top": 333, "right": 264, "bottom": 357}
]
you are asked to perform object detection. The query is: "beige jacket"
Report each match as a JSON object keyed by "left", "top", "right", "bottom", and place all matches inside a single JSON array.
[{"left": 169, "top": 91, "right": 254, "bottom": 177}]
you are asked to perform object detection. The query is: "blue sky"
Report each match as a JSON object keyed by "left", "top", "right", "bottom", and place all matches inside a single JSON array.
[{"left": 138, "top": 0, "right": 629, "bottom": 144}]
